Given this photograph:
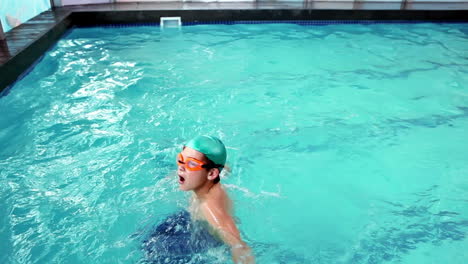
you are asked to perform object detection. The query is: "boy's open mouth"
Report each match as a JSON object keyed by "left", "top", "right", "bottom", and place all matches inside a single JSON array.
[{"left": 178, "top": 175, "right": 185, "bottom": 184}]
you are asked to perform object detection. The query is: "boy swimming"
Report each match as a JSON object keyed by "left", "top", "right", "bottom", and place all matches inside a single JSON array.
[{"left": 176, "top": 135, "right": 255, "bottom": 264}]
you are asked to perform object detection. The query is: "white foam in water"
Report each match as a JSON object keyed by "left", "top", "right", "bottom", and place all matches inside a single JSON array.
[{"left": 160, "top": 17, "right": 182, "bottom": 28}]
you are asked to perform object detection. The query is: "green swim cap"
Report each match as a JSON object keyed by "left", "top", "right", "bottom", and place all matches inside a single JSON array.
[{"left": 185, "top": 135, "right": 227, "bottom": 169}]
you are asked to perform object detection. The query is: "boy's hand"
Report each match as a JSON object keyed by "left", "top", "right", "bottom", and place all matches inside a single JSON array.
[{"left": 231, "top": 243, "right": 255, "bottom": 264}]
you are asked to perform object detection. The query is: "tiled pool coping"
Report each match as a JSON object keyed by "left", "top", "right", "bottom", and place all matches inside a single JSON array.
[{"left": 1, "top": 1, "right": 468, "bottom": 94}]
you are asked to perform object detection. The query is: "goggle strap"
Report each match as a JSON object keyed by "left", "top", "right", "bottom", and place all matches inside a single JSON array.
[{"left": 202, "top": 164, "right": 224, "bottom": 169}]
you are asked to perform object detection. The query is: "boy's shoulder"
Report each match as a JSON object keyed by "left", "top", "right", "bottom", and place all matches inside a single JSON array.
[
  {"left": 210, "top": 184, "right": 229, "bottom": 201},
  {"left": 205, "top": 185, "right": 232, "bottom": 213}
]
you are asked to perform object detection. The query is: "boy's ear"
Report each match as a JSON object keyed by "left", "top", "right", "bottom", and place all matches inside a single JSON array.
[{"left": 207, "top": 168, "right": 220, "bottom": 181}]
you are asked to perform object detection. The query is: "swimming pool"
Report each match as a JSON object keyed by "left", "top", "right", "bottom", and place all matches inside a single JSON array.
[{"left": 1, "top": 22, "right": 467, "bottom": 263}]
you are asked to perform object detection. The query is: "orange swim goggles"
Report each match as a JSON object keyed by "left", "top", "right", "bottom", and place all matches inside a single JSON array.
[{"left": 176, "top": 153, "right": 209, "bottom": 171}]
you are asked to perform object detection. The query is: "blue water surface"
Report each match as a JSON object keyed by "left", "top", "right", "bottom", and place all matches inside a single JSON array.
[{"left": 1, "top": 23, "right": 468, "bottom": 264}]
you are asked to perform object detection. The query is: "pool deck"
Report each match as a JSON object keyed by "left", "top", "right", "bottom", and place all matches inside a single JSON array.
[{"left": 1, "top": 1, "right": 468, "bottom": 94}]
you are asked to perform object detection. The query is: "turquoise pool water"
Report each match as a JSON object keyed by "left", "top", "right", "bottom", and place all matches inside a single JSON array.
[{"left": 1, "top": 23, "right": 468, "bottom": 263}]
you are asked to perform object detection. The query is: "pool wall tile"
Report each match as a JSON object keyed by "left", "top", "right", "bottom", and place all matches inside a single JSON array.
[{"left": 70, "top": 9, "right": 468, "bottom": 26}]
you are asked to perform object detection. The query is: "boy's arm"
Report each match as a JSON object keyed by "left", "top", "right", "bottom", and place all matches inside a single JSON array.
[{"left": 201, "top": 203, "right": 255, "bottom": 264}]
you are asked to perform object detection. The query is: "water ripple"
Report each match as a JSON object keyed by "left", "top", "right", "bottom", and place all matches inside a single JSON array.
[
  {"left": 347, "top": 186, "right": 468, "bottom": 263},
  {"left": 1, "top": 23, "right": 467, "bottom": 264}
]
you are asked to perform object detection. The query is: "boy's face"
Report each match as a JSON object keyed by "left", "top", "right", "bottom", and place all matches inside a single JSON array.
[{"left": 177, "top": 147, "right": 212, "bottom": 191}]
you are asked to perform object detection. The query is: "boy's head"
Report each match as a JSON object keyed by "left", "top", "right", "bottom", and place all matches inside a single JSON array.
[{"left": 177, "top": 136, "right": 226, "bottom": 191}]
